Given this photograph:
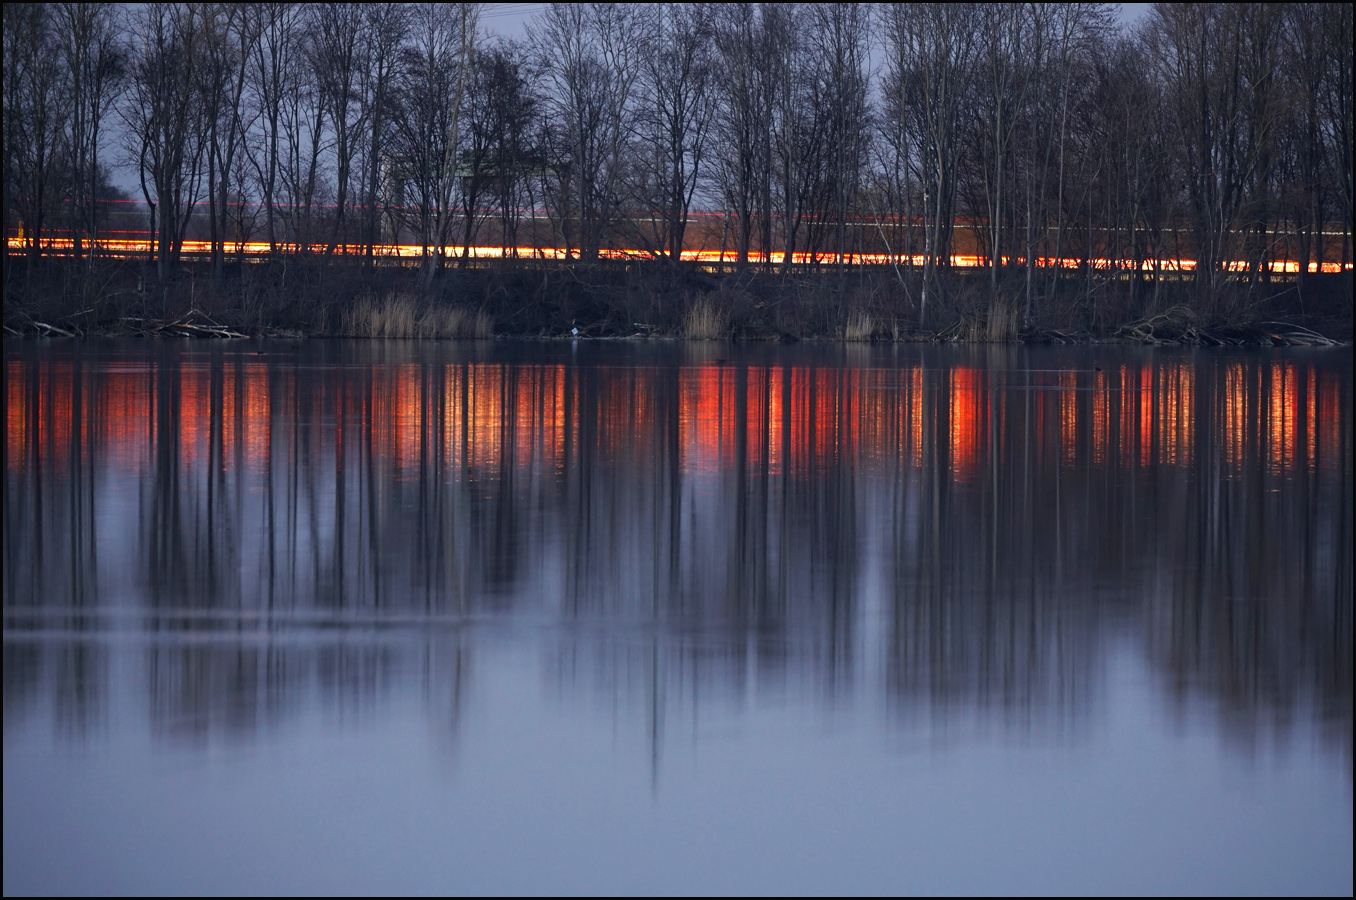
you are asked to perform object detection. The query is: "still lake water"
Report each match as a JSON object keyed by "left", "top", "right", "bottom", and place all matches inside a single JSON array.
[{"left": 3, "top": 338, "right": 1351, "bottom": 895}]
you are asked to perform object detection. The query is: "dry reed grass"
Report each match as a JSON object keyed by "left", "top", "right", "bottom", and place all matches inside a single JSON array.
[
  {"left": 682, "top": 297, "right": 730, "bottom": 340},
  {"left": 956, "top": 298, "right": 1020, "bottom": 342},
  {"left": 341, "top": 293, "right": 491, "bottom": 338},
  {"left": 984, "top": 298, "right": 1018, "bottom": 342},
  {"left": 843, "top": 309, "right": 876, "bottom": 341}
]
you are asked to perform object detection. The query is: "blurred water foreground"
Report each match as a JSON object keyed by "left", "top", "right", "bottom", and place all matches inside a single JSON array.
[{"left": 3, "top": 338, "right": 1352, "bottom": 895}]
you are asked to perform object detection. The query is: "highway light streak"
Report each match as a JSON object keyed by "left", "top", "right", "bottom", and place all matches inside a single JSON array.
[{"left": 6, "top": 236, "right": 1350, "bottom": 273}]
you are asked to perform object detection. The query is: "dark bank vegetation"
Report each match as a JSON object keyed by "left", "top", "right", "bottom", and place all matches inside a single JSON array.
[
  {"left": 5, "top": 254, "right": 1349, "bottom": 346},
  {"left": 3, "top": 3, "right": 1352, "bottom": 342}
]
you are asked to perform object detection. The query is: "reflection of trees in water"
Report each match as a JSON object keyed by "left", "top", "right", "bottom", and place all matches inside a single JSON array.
[
  {"left": 1138, "top": 359, "right": 1353, "bottom": 756},
  {"left": 4, "top": 638, "right": 471, "bottom": 748},
  {"left": 2, "top": 346, "right": 1350, "bottom": 751},
  {"left": 146, "top": 641, "right": 408, "bottom": 744},
  {"left": 883, "top": 366, "right": 1103, "bottom": 722},
  {"left": 3, "top": 355, "right": 100, "bottom": 610}
]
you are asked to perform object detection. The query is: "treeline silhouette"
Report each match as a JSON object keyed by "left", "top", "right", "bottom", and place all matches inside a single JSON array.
[{"left": 3, "top": 3, "right": 1353, "bottom": 334}]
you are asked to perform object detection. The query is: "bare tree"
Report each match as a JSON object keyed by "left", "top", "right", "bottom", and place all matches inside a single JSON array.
[
  {"left": 883, "top": 2, "right": 980, "bottom": 322},
  {"left": 712, "top": 3, "right": 774, "bottom": 271},
  {"left": 765, "top": 3, "right": 832, "bottom": 275},
  {"left": 55, "top": 2, "right": 125, "bottom": 265},
  {"left": 274, "top": 6, "right": 328, "bottom": 253},
  {"left": 1148, "top": 3, "right": 1285, "bottom": 306},
  {"left": 1317, "top": 2, "right": 1353, "bottom": 270},
  {"left": 968, "top": 4, "right": 1025, "bottom": 295},
  {"left": 198, "top": 3, "right": 257, "bottom": 279},
  {"left": 4, "top": 4, "right": 67, "bottom": 261},
  {"left": 1034, "top": 4, "right": 1114, "bottom": 316},
  {"left": 313, "top": 2, "right": 366, "bottom": 255},
  {"left": 457, "top": 45, "right": 500, "bottom": 266},
  {"left": 629, "top": 3, "right": 715, "bottom": 266},
  {"left": 393, "top": 2, "right": 481, "bottom": 282},
  {"left": 532, "top": 3, "right": 643, "bottom": 261},
  {"left": 487, "top": 42, "right": 539, "bottom": 263},
  {"left": 810, "top": 2, "right": 869, "bottom": 276},
  {"left": 244, "top": 1, "right": 305, "bottom": 255},
  {"left": 876, "top": 5, "right": 918, "bottom": 275},
  {"left": 455, "top": 41, "right": 538, "bottom": 266},
  {"left": 1087, "top": 33, "right": 1173, "bottom": 314},
  {"left": 356, "top": 2, "right": 409, "bottom": 263},
  {"left": 123, "top": 2, "right": 208, "bottom": 281}
]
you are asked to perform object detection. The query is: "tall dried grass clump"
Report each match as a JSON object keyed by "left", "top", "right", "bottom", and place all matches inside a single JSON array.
[
  {"left": 984, "top": 298, "right": 1018, "bottom": 342},
  {"left": 342, "top": 292, "right": 491, "bottom": 338},
  {"left": 343, "top": 293, "right": 413, "bottom": 337},
  {"left": 682, "top": 297, "right": 730, "bottom": 340},
  {"left": 415, "top": 304, "right": 466, "bottom": 338},
  {"left": 954, "top": 298, "right": 1019, "bottom": 342},
  {"left": 843, "top": 309, "right": 876, "bottom": 341},
  {"left": 466, "top": 309, "right": 493, "bottom": 338}
]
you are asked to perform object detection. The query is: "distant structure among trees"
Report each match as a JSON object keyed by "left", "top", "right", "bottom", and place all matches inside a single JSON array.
[{"left": 4, "top": 2, "right": 1353, "bottom": 315}]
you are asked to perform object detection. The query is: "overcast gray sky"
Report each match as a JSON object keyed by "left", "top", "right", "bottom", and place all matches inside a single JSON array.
[
  {"left": 479, "top": 2, "right": 546, "bottom": 42},
  {"left": 471, "top": 3, "right": 1154, "bottom": 96},
  {"left": 478, "top": 3, "right": 1153, "bottom": 43}
]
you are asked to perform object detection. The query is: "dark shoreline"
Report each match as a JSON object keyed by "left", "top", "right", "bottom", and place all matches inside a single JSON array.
[{"left": 4, "top": 257, "right": 1350, "bottom": 346}]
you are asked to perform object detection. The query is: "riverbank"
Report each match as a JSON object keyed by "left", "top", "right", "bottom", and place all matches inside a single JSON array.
[{"left": 3, "top": 256, "right": 1350, "bottom": 346}]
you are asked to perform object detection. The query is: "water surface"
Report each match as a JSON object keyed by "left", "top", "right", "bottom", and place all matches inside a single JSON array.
[{"left": 4, "top": 339, "right": 1352, "bottom": 895}]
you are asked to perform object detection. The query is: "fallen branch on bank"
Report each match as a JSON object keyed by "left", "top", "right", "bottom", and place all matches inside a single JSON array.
[
  {"left": 1042, "top": 328, "right": 1077, "bottom": 344},
  {"left": 1116, "top": 307, "right": 1195, "bottom": 344},
  {"left": 1114, "top": 306, "right": 1349, "bottom": 346},
  {"left": 119, "top": 309, "right": 248, "bottom": 339},
  {"left": 1259, "top": 322, "right": 1341, "bottom": 346},
  {"left": 934, "top": 317, "right": 964, "bottom": 342}
]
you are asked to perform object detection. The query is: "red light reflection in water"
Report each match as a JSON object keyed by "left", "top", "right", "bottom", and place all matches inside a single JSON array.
[
  {"left": 1318, "top": 371, "right": 1341, "bottom": 466},
  {"left": 1158, "top": 365, "right": 1194, "bottom": 467},
  {"left": 1268, "top": 362, "right": 1298, "bottom": 475},
  {"left": 1222, "top": 364, "right": 1248, "bottom": 472},
  {"left": 6, "top": 361, "right": 27, "bottom": 468},
  {"left": 1092, "top": 369, "right": 1109, "bottom": 466},
  {"left": 1139, "top": 366, "right": 1155, "bottom": 467},
  {"left": 681, "top": 365, "right": 737, "bottom": 476},
  {"left": 949, "top": 369, "right": 981, "bottom": 482},
  {"left": 4, "top": 355, "right": 1344, "bottom": 488},
  {"left": 1116, "top": 365, "right": 1133, "bottom": 469},
  {"left": 1213, "top": 360, "right": 1334, "bottom": 478},
  {"left": 1060, "top": 370, "right": 1078, "bottom": 469},
  {"left": 740, "top": 366, "right": 784, "bottom": 475},
  {"left": 1307, "top": 368, "right": 1318, "bottom": 470},
  {"left": 910, "top": 368, "right": 924, "bottom": 467}
]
